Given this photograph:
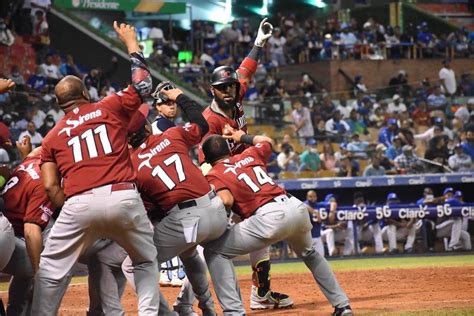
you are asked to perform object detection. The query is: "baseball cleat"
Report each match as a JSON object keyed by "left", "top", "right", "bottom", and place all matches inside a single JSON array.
[
  {"left": 333, "top": 305, "right": 353, "bottom": 316},
  {"left": 170, "top": 278, "right": 184, "bottom": 287},
  {"left": 250, "top": 289, "right": 294, "bottom": 310}
]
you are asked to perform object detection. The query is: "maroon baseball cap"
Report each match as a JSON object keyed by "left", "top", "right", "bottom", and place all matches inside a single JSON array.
[{"left": 127, "top": 104, "right": 150, "bottom": 134}]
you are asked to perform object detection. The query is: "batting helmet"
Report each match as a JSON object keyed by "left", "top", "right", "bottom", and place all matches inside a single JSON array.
[
  {"left": 202, "top": 135, "right": 231, "bottom": 164},
  {"left": 210, "top": 66, "right": 239, "bottom": 87},
  {"left": 151, "top": 81, "right": 175, "bottom": 105}
]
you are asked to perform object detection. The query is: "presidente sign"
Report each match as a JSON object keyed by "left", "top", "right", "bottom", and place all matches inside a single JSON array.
[{"left": 55, "top": 0, "right": 186, "bottom": 13}]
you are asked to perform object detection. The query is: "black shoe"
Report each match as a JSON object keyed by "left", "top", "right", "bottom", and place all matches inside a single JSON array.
[
  {"left": 333, "top": 305, "right": 353, "bottom": 316},
  {"left": 405, "top": 248, "right": 414, "bottom": 253},
  {"left": 389, "top": 248, "right": 399, "bottom": 254}
]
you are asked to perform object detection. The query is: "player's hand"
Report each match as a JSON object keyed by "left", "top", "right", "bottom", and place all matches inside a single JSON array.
[
  {"left": 17, "top": 136, "right": 33, "bottom": 159},
  {"left": 0, "top": 79, "right": 15, "bottom": 94},
  {"left": 113, "top": 21, "right": 140, "bottom": 54},
  {"left": 254, "top": 18, "right": 273, "bottom": 47},
  {"left": 160, "top": 88, "right": 183, "bottom": 102},
  {"left": 223, "top": 125, "right": 245, "bottom": 142}
]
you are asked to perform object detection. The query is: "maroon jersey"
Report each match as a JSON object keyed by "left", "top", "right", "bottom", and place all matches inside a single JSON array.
[
  {"left": 2, "top": 156, "right": 54, "bottom": 236},
  {"left": 198, "top": 58, "right": 257, "bottom": 164},
  {"left": 206, "top": 142, "right": 286, "bottom": 219},
  {"left": 41, "top": 86, "right": 141, "bottom": 198},
  {"left": 130, "top": 123, "right": 211, "bottom": 214}
]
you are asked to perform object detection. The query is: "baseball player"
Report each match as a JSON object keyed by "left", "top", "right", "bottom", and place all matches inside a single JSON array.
[
  {"left": 321, "top": 194, "right": 356, "bottom": 256},
  {"left": 0, "top": 78, "right": 15, "bottom": 274},
  {"left": 381, "top": 193, "right": 417, "bottom": 253},
  {"left": 354, "top": 192, "right": 385, "bottom": 254},
  {"left": 151, "top": 81, "right": 188, "bottom": 288},
  {"left": 195, "top": 18, "right": 293, "bottom": 309},
  {"left": 124, "top": 87, "right": 229, "bottom": 316},
  {"left": 32, "top": 22, "right": 160, "bottom": 315},
  {"left": 304, "top": 190, "right": 325, "bottom": 256},
  {"left": 435, "top": 187, "right": 471, "bottom": 251},
  {"left": 201, "top": 128, "right": 353, "bottom": 316},
  {"left": 0, "top": 138, "right": 56, "bottom": 315}
]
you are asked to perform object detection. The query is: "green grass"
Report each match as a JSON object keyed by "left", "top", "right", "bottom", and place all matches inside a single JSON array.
[{"left": 234, "top": 254, "right": 474, "bottom": 276}]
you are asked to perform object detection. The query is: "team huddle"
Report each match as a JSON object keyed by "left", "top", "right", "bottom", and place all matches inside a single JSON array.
[{"left": 0, "top": 20, "right": 353, "bottom": 316}]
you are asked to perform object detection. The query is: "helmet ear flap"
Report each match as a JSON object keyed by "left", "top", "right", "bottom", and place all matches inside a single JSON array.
[{"left": 152, "top": 81, "right": 175, "bottom": 105}]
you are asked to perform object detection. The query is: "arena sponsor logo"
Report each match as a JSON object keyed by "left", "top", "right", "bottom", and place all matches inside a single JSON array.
[
  {"left": 408, "top": 177, "right": 425, "bottom": 185},
  {"left": 398, "top": 205, "right": 427, "bottom": 219},
  {"left": 301, "top": 181, "right": 318, "bottom": 189},
  {"left": 223, "top": 157, "right": 255, "bottom": 175},
  {"left": 355, "top": 179, "right": 372, "bottom": 187},
  {"left": 333, "top": 180, "right": 342, "bottom": 188},
  {"left": 74, "top": 0, "right": 120, "bottom": 10},
  {"left": 375, "top": 205, "right": 392, "bottom": 219},
  {"left": 439, "top": 176, "right": 448, "bottom": 183},
  {"left": 461, "top": 176, "right": 474, "bottom": 183},
  {"left": 336, "top": 209, "right": 367, "bottom": 221},
  {"left": 461, "top": 207, "right": 474, "bottom": 217},
  {"left": 137, "top": 138, "right": 171, "bottom": 170},
  {"left": 58, "top": 109, "right": 103, "bottom": 137},
  {"left": 387, "top": 177, "right": 396, "bottom": 186}
]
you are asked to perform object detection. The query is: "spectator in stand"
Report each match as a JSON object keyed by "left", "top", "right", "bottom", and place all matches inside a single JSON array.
[
  {"left": 291, "top": 100, "right": 314, "bottom": 141},
  {"left": 363, "top": 156, "right": 386, "bottom": 176},
  {"left": 99, "top": 80, "right": 116, "bottom": 98},
  {"left": 276, "top": 78, "right": 291, "bottom": 100},
  {"left": 277, "top": 143, "right": 300, "bottom": 172},
  {"left": 85, "top": 80, "right": 99, "bottom": 102},
  {"left": 416, "top": 22, "right": 436, "bottom": 57},
  {"left": 385, "top": 136, "right": 403, "bottom": 161},
  {"left": 398, "top": 119, "right": 416, "bottom": 147},
  {"left": 204, "top": 23, "right": 217, "bottom": 45},
  {"left": 394, "top": 145, "right": 424, "bottom": 174},
  {"left": 384, "top": 26, "right": 401, "bottom": 58},
  {"left": 369, "top": 106, "right": 386, "bottom": 128},
  {"left": 378, "top": 118, "right": 398, "bottom": 147},
  {"left": 200, "top": 46, "right": 216, "bottom": 71},
  {"left": 339, "top": 24, "right": 358, "bottom": 58},
  {"left": 46, "top": 102, "right": 63, "bottom": 122},
  {"left": 461, "top": 130, "right": 474, "bottom": 160},
  {"left": 8, "top": 65, "right": 25, "bottom": 89},
  {"left": 18, "top": 121, "right": 43, "bottom": 148},
  {"left": 448, "top": 143, "right": 472, "bottom": 172},
  {"left": 31, "top": 0, "right": 51, "bottom": 22},
  {"left": 300, "top": 73, "right": 317, "bottom": 95},
  {"left": 458, "top": 73, "right": 474, "bottom": 96},
  {"left": 38, "top": 114, "right": 55, "bottom": 136},
  {"left": 425, "top": 136, "right": 450, "bottom": 173},
  {"left": 387, "top": 94, "right": 407, "bottom": 114},
  {"left": 298, "top": 138, "right": 321, "bottom": 172},
  {"left": 32, "top": 10, "right": 50, "bottom": 64},
  {"left": 59, "top": 54, "right": 82, "bottom": 78},
  {"left": 427, "top": 85, "right": 447, "bottom": 111},
  {"left": 268, "top": 28, "right": 287, "bottom": 66},
  {"left": 40, "top": 54, "right": 62, "bottom": 83},
  {"left": 0, "top": 18, "right": 15, "bottom": 46},
  {"left": 26, "top": 66, "right": 47, "bottom": 94},
  {"left": 83, "top": 68, "right": 99, "bottom": 90},
  {"left": 337, "top": 155, "right": 359, "bottom": 177},
  {"left": 353, "top": 75, "right": 368, "bottom": 96},
  {"left": 439, "top": 58, "right": 456, "bottom": 96},
  {"left": 455, "top": 99, "right": 474, "bottom": 125},
  {"left": 336, "top": 95, "right": 353, "bottom": 120},
  {"left": 415, "top": 117, "right": 454, "bottom": 144},
  {"left": 388, "top": 70, "right": 408, "bottom": 96},
  {"left": 238, "top": 23, "right": 253, "bottom": 53},
  {"left": 320, "top": 142, "right": 340, "bottom": 172},
  {"left": 347, "top": 109, "right": 367, "bottom": 135},
  {"left": 286, "top": 21, "right": 305, "bottom": 63},
  {"left": 220, "top": 20, "right": 241, "bottom": 44},
  {"left": 266, "top": 142, "right": 281, "bottom": 179},
  {"left": 412, "top": 100, "right": 431, "bottom": 127},
  {"left": 347, "top": 133, "right": 369, "bottom": 159},
  {"left": 320, "top": 95, "right": 337, "bottom": 122},
  {"left": 31, "top": 104, "right": 46, "bottom": 129},
  {"left": 213, "top": 46, "right": 233, "bottom": 67},
  {"left": 148, "top": 21, "right": 165, "bottom": 44},
  {"left": 325, "top": 111, "right": 350, "bottom": 140}
]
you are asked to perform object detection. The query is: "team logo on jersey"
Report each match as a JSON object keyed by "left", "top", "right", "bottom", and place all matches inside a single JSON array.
[
  {"left": 40, "top": 204, "right": 53, "bottom": 222},
  {"left": 58, "top": 109, "right": 103, "bottom": 137},
  {"left": 137, "top": 138, "right": 171, "bottom": 171},
  {"left": 18, "top": 163, "right": 40, "bottom": 180},
  {"left": 223, "top": 157, "right": 255, "bottom": 175}
]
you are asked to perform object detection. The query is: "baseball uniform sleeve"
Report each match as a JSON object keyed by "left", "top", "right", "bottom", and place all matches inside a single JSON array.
[
  {"left": 24, "top": 184, "right": 52, "bottom": 230},
  {"left": 40, "top": 139, "right": 54, "bottom": 164},
  {"left": 170, "top": 124, "right": 202, "bottom": 147},
  {"left": 100, "top": 85, "right": 142, "bottom": 119},
  {"left": 243, "top": 142, "right": 272, "bottom": 163},
  {"left": 206, "top": 173, "right": 228, "bottom": 192},
  {"left": 236, "top": 57, "right": 257, "bottom": 100}
]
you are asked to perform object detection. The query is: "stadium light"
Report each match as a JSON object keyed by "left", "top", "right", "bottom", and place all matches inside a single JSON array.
[{"left": 305, "top": 0, "right": 327, "bottom": 8}]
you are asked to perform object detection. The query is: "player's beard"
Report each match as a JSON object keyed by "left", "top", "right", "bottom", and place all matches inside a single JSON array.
[{"left": 214, "top": 93, "right": 237, "bottom": 111}]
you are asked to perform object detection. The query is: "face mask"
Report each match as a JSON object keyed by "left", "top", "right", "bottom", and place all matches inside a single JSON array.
[
  {"left": 310, "top": 148, "right": 318, "bottom": 153},
  {"left": 46, "top": 121, "right": 54, "bottom": 127}
]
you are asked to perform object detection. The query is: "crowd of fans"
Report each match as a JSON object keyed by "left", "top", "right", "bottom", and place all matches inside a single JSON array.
[{"left": 0, "top": 4, "right": 473, "bottom": 179}]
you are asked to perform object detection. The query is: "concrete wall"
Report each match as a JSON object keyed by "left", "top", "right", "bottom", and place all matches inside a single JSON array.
[{"left": 280, "top": 58, "right": 474, "bottom": 96}]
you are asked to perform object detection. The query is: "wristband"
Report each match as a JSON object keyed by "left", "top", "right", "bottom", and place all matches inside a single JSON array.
[{"left": 240, "top": 134, "right": 255, "bottom": 145}]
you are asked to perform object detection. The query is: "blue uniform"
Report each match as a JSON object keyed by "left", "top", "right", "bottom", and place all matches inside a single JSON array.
[{"left": 304, "top": 200, "right": 327, "bottom": 238}]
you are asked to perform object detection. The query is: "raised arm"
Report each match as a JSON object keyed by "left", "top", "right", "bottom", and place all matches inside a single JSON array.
[{"left": 113, "top": 21, "right": 152, "bottom": 98}]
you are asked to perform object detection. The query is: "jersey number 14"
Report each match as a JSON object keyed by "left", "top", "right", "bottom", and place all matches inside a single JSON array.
[{"left": 237, "top": 166, "right": 275, "bottom": 192}]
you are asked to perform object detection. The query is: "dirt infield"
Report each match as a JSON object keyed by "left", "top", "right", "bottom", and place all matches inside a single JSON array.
[{"left": 2, "top": 266, "right": 474, "bottom": 315}]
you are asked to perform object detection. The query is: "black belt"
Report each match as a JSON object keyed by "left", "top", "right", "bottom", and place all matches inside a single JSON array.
[{"left": 177, "top": 190, "right": 217, "bottom": 210}]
